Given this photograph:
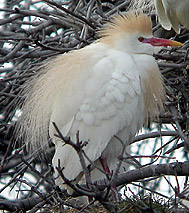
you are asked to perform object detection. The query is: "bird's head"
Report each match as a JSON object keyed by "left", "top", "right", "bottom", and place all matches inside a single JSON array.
[{"left": 99, "top": 12, "right": 183, "bottom": 54}]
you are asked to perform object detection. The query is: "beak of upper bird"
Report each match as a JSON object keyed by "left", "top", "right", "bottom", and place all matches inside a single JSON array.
[{"left": 140, "top": 37, "right": 183, "bottom": 47}]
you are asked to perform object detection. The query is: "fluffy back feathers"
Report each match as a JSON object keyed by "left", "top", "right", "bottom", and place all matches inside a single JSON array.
[{"left": 15, "top": 50, "right": 90, "bottom": 152}]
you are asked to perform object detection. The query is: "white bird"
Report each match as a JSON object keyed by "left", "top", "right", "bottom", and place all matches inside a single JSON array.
[
  {"left": 15, "top": 13, "right": 182, "bottom": 195},
  {"left": 130, "top": 0, "right": 189, "bottom": 33},
  {"left": 154, "top": 0, "right": 189, "bottom": 33}
]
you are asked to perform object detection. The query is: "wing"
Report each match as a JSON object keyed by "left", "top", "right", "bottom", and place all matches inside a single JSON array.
[
  {"left": 163, "top": 0, "right": 180, "bottom": 33},
  {"left": 162, "top": 0, "right": 189, "bottom": 33},
  {"left": 50, "top": 45, "right": 144, "bottom": 181},
  {"left": 155, "top": 0, "right": 172, "bottom": 31},
  {"left": 176, "top": 0, "right": 189, "bottom": 30}
]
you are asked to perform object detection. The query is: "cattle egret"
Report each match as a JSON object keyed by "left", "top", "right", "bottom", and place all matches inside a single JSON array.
[{"left": 15, "top": 13, "right": 183, "bottom": 194}]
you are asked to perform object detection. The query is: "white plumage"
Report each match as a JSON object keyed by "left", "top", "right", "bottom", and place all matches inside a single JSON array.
[
  {"left": 15, "top": 13, "right": 182, "bottom": 193},
  {"left": 155, "top": 0, "right": 189, "bottom": 33},
  {"left": 130, "top": 0, "right": 189, "bottom": 33},
  {"left": 51, "top": 45, "right": 146, "bottom": 183}
]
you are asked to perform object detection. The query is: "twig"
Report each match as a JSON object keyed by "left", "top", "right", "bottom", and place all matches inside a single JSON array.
[
  {"left": 43, "top": 0, "right": 96, "bottom": 29},
  {"left": 131, "top": 131, "right": 178, "bottom": 144}
]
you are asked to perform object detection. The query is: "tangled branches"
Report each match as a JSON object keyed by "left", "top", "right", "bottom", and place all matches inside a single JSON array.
[{"left": 0, "top": 0, "right": 189, "bottom": 212}]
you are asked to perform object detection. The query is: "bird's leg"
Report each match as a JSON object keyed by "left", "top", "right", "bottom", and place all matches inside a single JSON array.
[
  {"left": 99, "top": 157, "right": 111, "bottom": 179},
  {"left": 86, "top": 165, "right": 93, "bottom": 203},
  {"left": 99, "top": 157, "right": 119, "bottom": 201}
]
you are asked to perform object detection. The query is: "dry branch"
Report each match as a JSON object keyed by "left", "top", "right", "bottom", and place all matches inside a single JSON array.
[{"left": 0, "top": 0, "right": 188, "bottom": 212}]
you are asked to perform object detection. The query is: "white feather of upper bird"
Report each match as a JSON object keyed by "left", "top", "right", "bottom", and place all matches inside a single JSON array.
[
  {"left": 130, "top": 0, "right": 189, "bottom": 33},
  {"left": 155, "top": 0, "right": 189, "bottom": 33},
  {"left": 15, "top": 13, "right": 182, "bottom": 193}
]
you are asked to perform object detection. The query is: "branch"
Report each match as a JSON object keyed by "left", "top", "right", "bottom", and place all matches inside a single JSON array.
[
  {"left": 43, "top": 0, "right": 96, "bottom": 29},
  {"left": 95, "top": 161, "right": 189, "bottom": 191},
  {"left": 0, "top": 196, "right": 46, "bottom": 212},
  {"left": 1, "top": 161, "right": 189, "bottom": 212},
  {"left": 132, "top": 131, "right": 178, "bottom": 144}
]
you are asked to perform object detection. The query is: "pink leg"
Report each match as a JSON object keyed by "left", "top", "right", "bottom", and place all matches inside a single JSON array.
[
  {"left": 99, "top": 157, "right": 111, "bottom": 178},
  {"left": 86, "top": 165, "right": 93, "bottom": 203},
  {"left": 99, "top": 157, "right": 119, "bottom": 201}
]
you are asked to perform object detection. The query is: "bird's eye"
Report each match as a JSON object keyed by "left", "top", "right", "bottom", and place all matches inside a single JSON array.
[{"left": 138, "top": 37, "right": 144, "bottom": 42}]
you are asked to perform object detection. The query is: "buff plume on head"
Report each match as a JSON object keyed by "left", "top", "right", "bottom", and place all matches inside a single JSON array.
[{"left": 99, "top": 12, "right": 152, "bottom": 39}]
